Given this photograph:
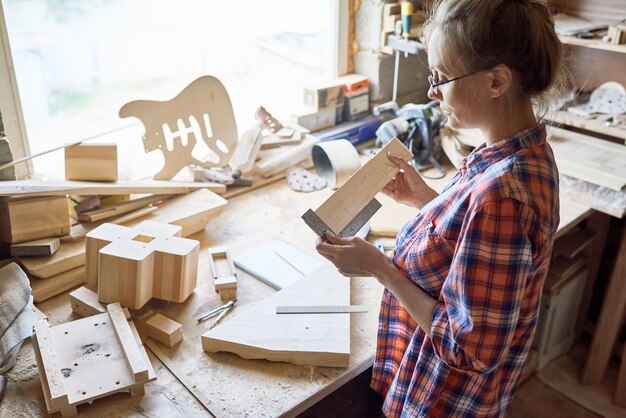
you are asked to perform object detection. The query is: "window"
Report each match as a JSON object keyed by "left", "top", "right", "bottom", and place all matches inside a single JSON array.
[{"left": 2, "top": 0, "right": 346, "bottom": 178}]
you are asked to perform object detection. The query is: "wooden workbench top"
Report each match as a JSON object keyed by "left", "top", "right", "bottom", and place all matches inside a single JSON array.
[{"left": 1, "top": 161, "right": 594, "bottom": 418}]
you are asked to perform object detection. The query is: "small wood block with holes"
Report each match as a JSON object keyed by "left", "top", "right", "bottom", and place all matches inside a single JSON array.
[
  {"left": 132, "top": 219, "right": 182, "bottom": 243},
  {"left": 144, "top": 313, "right": 183, "bottom": 347},
  {"left": 64, "top": 143, "right": 118, "bottom": 181},
  {"left": 31, "top": 303, "right": 155, "bottom": 418},
  {"left": 10, "top": 237, "right": 60, "bottom": 257},
  {"left": 208, "top": 247, "right": 237, "bottom": 302},
  {"left": 0, "top": 196, "right": 70, "bottom": 244},
  {"left": 85, "top": 223, "right": 138, "bottom": 290},
  {"left": 150, "top": 236, "right": 199, "bottom": 303},
  {"left": 69, "top": 286, "right": 105, "bottom": 318},
  {"left": 98, "top": 239, "right": 154, "bottom": 309}
]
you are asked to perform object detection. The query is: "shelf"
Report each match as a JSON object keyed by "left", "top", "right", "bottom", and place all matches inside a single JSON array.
[
  {"left": 547, "top": 110, "right": 626, "bottom": 143},
  {"left": 558, "top": 35, "right": 626, "bottom": 54}
]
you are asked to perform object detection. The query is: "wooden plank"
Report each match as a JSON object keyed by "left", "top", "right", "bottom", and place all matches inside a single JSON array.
[
  {"left": 145, "top": 314, "right": 183, "bottom": 347},
  {"left": 202, "top": 266, "right": 351, "bottom": 367},
  {"left": 68, "top": 286, "right": 105, "bottom": 317},
  {"left": 0, "top": 179, "right": 226, "bottom": 197},
  {"left": 30, "top": 266, "right": 85, "bottom": 303},
  {"left": 312, "top": 138, "right": 412, "bottom": 235},
  {"left": 77, "top": 194, "right": 168, "bottom": 222},
  {"left": 10, "top": 237, "right": 60, "bottom": 257},
  {"left": 582, "top": 224, "right": 626, "bottom": 384},
  {"left": 17, "top": 239, "right": 85, "bottom": 279},
  {"left": 0, "top": 195, "right": 70, "bottom": 244},
  {"left": 107, "top": 303, "right": 149, "bottom": 382},
  {"left": 32, "top": 320, "right": 69, "bottom": 411},
  {"left": 65, "top": 143, "right": 118, "bottom": 181}
]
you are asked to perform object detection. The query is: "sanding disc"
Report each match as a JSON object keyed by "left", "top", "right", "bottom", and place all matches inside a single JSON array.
[
  {"left": 286, "top": 166, "right": 326, "bottom": 192},
  {"left": 589, "top": 81, "right": 626, "bottom": 115}
]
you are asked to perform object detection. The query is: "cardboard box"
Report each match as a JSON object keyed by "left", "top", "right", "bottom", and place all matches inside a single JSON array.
[
  {"left": 303, "top": 81, "right": 345, "bottom": 111},
  {"left": 291, "top": 107, "right": 336, "bottom": 132}
]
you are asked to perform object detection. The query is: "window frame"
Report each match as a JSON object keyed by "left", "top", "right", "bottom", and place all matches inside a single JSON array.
[{"left": 0, "top": 0, "right": 349, "bottom": 179}]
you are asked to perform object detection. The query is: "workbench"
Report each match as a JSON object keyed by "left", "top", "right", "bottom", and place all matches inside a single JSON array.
[{"left": 0, "top": 161, "right": 597, "bottom": 418}]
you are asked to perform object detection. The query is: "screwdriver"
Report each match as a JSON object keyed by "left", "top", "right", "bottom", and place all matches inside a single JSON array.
[{"left": 401, "top": 1, "right": 413, "bottom": 39}]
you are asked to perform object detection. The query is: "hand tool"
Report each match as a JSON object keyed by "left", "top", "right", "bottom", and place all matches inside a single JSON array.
[{"left": 197, "top": 299, "right": 236, "bottom": 323}]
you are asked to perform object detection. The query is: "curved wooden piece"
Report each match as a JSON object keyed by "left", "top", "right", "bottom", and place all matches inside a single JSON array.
[{"left": 119, "top": 76, "right": 238, "bottom": 179}]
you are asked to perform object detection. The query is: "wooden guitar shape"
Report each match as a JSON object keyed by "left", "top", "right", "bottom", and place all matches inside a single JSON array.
[{"left": 120, "top": 76, "right": 238, "bottom": 180}]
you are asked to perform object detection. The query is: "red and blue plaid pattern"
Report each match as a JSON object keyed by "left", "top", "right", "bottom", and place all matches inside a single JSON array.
[{"left": 371, "top": 124, "right": 559, "bottom": 417}]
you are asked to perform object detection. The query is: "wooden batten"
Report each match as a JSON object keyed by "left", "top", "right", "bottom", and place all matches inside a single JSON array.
[
  {"left": 132, "top": 220, "right": 182, "bottom": 243},
  {"left": 0, "top": 195, "right": 70, "bottom": 244},
  {"left": 144, "top": 313, "right": 183, "bottom": 347},
  {"left": 208, "top": 247, "right": 237, "bottom": 302},
  {"left": 98, "top": 239, "right": 154, "bottom": 309},
  {"left": 10, "top": 237, "right": 60, "bottom": 257},
  {"left": 69, "top": 286, "right": 106, "bottom": 317},
  {"left": 64, "top": 143, "right": 118, "bottom": 182},
  {"left": 107, "top": 303, "right": 149, "bottom": 382},
  {"left": 85, "top": 223, "right": 138, "bottom": 290},
  {"left": 18, "top": 239, "right": 85, "bottom": 279},
  {"left": 32, "top": 320, "right": 70, "bottom": 412},
  {"left": 30, "top": 266, "right": 86, "bottom": 303},
  {"left": 150, "top": 236, "right": 199, "bottom": 303}
]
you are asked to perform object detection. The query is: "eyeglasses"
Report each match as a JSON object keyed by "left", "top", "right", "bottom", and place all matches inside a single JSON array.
[{"left": 428, "top": 68, "right": 481, "bottom": 93}]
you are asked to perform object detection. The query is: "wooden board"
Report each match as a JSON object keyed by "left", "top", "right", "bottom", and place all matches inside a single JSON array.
[
  {"left": 0, "top": 195, "right": 70, "bottom": 244},
  {"left": 10, "top": 237, "right": 60, "bottom": 257},
  {"left": 18, "top": 239, "right": 86, "bottom": 279},
  {"left": 77, "top": 195, "right": 168, "bottom": 222},
  {"left": 30, "top": 266, "right": 86, "bottom": 303},
  {"left": 32, "top": 305, "right": 156, "bottom": 416},
  {"left": 202, "top": 266, "right": 351, "bottom": 367},
  {"left": 0, "top": 180, "right": 226, "bottom": 197},
  {"left": 312, "top": 138, "right": 412, "bottom": 235},
  {"left": 119, "top": 75, "right": 238, "bottom": 180},
  {"left": 548, "top": 127, "right": 626, "bottom": 191},
  {"left": 107, "top": 303, "right": 150, "bottom": 382},
  {"left": 64, "top": 143, "right": 118, "bottom": 182}
]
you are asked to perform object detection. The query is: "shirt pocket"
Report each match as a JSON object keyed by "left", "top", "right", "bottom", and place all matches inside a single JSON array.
[{"left": 396, "top": 219, "right": 456, "bottom": 298}]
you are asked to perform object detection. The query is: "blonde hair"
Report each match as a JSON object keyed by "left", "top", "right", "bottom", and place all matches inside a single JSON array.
[{"left": 423, "top": 0, "right": 565, "bottom": 111}]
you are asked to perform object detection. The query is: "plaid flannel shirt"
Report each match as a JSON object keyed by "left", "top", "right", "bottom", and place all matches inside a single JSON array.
[{"left": 371, "top": 124, "right": 559, "bottom": 417}]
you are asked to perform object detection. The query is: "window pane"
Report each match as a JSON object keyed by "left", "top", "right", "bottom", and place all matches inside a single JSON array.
[{"left": 4, "top": 0, "right": 335, "bottom": 178}]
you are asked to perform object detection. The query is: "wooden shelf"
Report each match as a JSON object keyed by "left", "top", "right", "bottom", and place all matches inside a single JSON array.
[
  {"left": 559, "top": 35, "right": 626, "bottom": 54},
  {"left": 547, "top": 110, "right": 626, "bottom": 143}
]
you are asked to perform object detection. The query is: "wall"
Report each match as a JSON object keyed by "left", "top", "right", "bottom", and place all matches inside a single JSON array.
[{"left": 352, "top": 0, "right": 430, "bottom": 107}]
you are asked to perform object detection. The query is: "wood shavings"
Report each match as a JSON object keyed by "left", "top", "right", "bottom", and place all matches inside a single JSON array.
[{"left": 286, "top": 167, "right": 326, "bottom": 193}]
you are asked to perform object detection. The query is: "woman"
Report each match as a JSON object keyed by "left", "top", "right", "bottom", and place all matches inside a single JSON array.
[{"left": 316, "top": 0, "right": 563, "bottom": 416}]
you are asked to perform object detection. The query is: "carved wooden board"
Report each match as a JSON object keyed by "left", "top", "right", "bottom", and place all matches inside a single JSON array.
[{"left": 120, "top": 75, "right": 238, "bottom": 180}]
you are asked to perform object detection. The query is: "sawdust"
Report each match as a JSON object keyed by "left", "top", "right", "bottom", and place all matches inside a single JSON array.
[{"left": 6, "top": 342, "right": 38, "bottom": 383}]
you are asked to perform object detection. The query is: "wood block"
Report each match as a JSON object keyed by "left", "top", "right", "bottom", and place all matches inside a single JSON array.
[
  {"left": 32, "top": 320, "right": 70, "bottom": 411},
  {"left": 208, "top": 247, "right": 237, "bottom": 302},
  {"left": 30, "top": 266, "right": 86, "bottom": 303},
  {"left": 132, "top": 220, "right": 182, "bottom": 243},
  {"left": 10, "top": 237, "right": 60, "bottom": 257},
  {"left": 150, "top": 236, "right": 199, "bottom": 303},
  {"left": 107, "top": 303, "right": 149, "bottom": 382},
  {"left": 18, "top": 239, "right": 85, "bottom": 279},
  {"left": 145, "top": 313, "right": 183, "bottom": 347},
  {"left": 98, "top": 239, "right": 154, "bottom": 310},
  {"left": 69, "top": 286, "right": 105, "bottom": 317},
  {"left": 202, "top": 265, "right": 350, "bottom": 367},
  {"left": 0, "top": 196, "right": 70, "bottom": 244},
  {"left": 85, "top": 223, "right": 138, "bottom": 290},
  {"left": 64, "top": 143, "right": 118, "bottom": 181}
]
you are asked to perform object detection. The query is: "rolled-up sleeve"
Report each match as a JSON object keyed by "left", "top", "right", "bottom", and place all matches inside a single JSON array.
[{"left": 430, "top": 198, "right": 534, "bottom": 373}]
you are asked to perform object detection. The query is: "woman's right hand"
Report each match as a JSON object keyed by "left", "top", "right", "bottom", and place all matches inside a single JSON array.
[{"left": 382, "top": 153, "right": 437, "bottom": 209}]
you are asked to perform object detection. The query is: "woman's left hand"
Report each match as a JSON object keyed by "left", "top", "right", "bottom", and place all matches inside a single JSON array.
[{"left": 315, "top": 233, "right": 390, "bottom": 278}]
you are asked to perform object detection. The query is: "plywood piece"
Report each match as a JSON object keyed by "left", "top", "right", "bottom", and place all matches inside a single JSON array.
[
  {"left": 30, "top": 266, "right": 85, "bottom": 303},
  {"left": 69, "top": 286, "right": 105, "bottom": 317},
  {"left": 98, "top": 239, "right": 154, "bottom": 309},
  {"left": 64, "top": 143, "right": 118, "bottom": 181},
  {"left": 32, "top": 309, "right": 156, "bottom": 416},
  {"left": 10, "top": 237, "right": 60, "bottom": 257},
  {"left": 0, "top": 195, "right": 70, "bottom": 244},
  {"left": 132, "top": 220, "right": 182, "bottom": 243},
  {"left": 202, "top": 265, "right": 351, "bottom": 367},
  {"left": 548, "top": 127, "right": 626, "bottom": 191},
  {"left": 107, "top": 303, "right": 149, "bottom": 382},
  {"left": 145, "top": 188, "right": 228, "bottom": 237},
  {"left": 85, "top": 223, "right": 138, "bottom": 289},
  {"left": 145, "top": 313, "right": 183, "bottom": 347},
  {"left": 0, "top": 179, "right": 226, "bottom": 197},
  {"left": 150, "top": 236, "right": 199, "bottom": 303},
  {"left": 119, "top": 75, "right": 238, "bottom": 180},
  {"left": 78, "top": 194, "right": 168, "bottom": 222},
  {"left": 311, "top": 138, "right": 412, "bottom": 235},
  {"left": 208, "top": 247, "right": 237, "bottom": 302}
]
